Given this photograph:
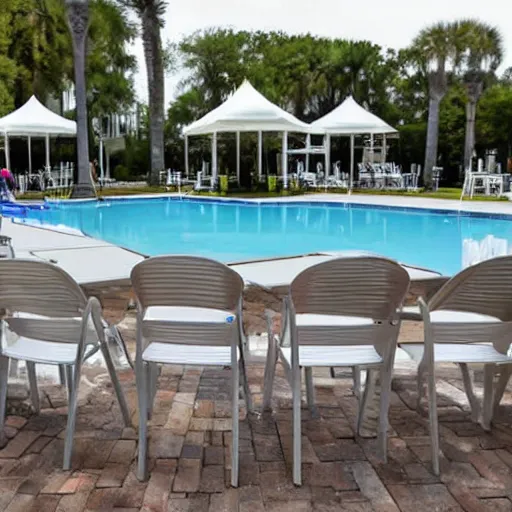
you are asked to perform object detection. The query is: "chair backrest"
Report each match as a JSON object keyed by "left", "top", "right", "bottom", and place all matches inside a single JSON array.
[
  {"left": 131, "top": 255, "right": 244, "bottom": 312},
  {"left": 290, "top": 256, "right": 410, "bottom": 321},
  {"left": 428, "top": 255, "right": 512, "bottom": 321},
  {"left": 0, "top": 259, "right": 87, "bottom": 318}
]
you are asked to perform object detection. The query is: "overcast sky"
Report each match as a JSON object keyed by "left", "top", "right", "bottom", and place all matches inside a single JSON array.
[{"left": 130, "top": 0, "right": 512, "bottom": 104}]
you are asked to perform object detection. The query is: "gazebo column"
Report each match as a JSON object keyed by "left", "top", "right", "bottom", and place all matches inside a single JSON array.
[
  {"left": 99, "top": 136, "right": 104, "bottom": 182},
  {"left": 325, "top": 134, "right": 331, "bottom": 180},
  {"left": 211, "top": 132, "right": 218, "bottom": 186},
  {"left": 282, "top": 131, "right": 288, "bottom": 190},
  {"left": 236, "top": 132, "right": 240, "bottom": 185},
  {"left": 258, "top": 131, "right": 263, "bottom": 181},
  {"left": 27, "top": 136, "right": 32, "bottom": 173},
  {"left": 382, "top": 134, "right": 387, "bottom": 163},
  {"left": 184, "top": 135, "right": 189, "bottom": 178},
  {"left": 45, "top": 134, "right": 50, "bottom": 170},
  {"left": 4, "top": 134, "right": 10, "bottom": 170},
  {"left": 305, "top": 134, "right": 311, "bottom": 173},
  {"left": 349, "top": 134, "right": 355, "bottom": 194}
]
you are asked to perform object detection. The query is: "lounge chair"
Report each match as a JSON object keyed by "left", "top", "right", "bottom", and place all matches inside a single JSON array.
[
  {"left": 262, "top": 256, "right": 410, "bottom": 485},
  {"left": 0, "top": 259, "right": 131, "bottom": 469},
  {"left": 400, "top": 255, "right": 512, "bottom": 475},
  {"left": 131, "top": 255, "right": 251, "bottom": 486}
]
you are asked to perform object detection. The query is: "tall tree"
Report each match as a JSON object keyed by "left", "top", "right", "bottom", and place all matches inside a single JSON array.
[
  {"left": 66, "top": 0, "right": 95, "bottom": 198},
  {"left": 119, "top": 0, "right": 167, "bottom": 185},
  {"left": 411, "top": 22, "right": 457, "bottom": 188},
  {"left": 456, "top": 20, "right": 503, "bottom": 171}
]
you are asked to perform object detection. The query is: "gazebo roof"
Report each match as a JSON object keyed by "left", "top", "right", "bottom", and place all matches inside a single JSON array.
[
  {"left": 0, "top": 96, "right": 77, "bottom": 137},
  {"left": 310, "top": 96, "right": 397, "bottom": 135},
  {"left": 183, "top": 80, "right": 310, "bottom": 135}
]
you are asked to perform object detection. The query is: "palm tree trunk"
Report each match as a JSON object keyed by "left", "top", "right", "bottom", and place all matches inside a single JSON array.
[
  {"left": 66, "top": 0, "right": 95, "bottom": 198},
  {"left": 423, "top": 96, "right": 441, "bottom": 190},
  {"left": 463, "top": 99, "right": 477, "bottom": 172},
  {"left": 141, "top": 8, "right": 165, "bottom": 186}
]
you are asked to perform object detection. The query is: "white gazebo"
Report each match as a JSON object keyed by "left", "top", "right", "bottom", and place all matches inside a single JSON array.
[
  {"left": 310, "top": 96, "right": 397, "bottom": 191},
  {"left": 183, "top": 80, "right": 310, "bottom": 188},
  {"left": 0, "top": 95, "right": 77, "bottom": 172}
]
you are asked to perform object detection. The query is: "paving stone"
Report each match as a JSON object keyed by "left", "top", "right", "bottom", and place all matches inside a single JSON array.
[
  {"left": 148, "top": 430, "right": 184, "bottom": 459},
  {"left": 199, "top": 465, "right": 225, "bottom": 493},
  {"left": 141, "top": 460, "right": 176, "bottom": 512},
  {"left": 213, "top": 419, "right": 232, "bottom": 432},
  {"left": 387, "top": 483, "right": 462, "bottom": 512},
  {"left": 165, "top": 401, "right": 193, "bottom": 435},
  {"left": 253, "top": 434, "right": 283, "bottom": 462},
  {"left": 480, "top": 498, "right": 512, "bottom": 511},
  {"left": 5, "top": 417, "right": 27, "bottom": 430},
  {"left": 303, "top": 462, "right": 358, "bottom": 491},
  {"left": 181, "top": 444, "right": 203, "bottom": 459},
  {"left": 108, "top": 440, "right": 136, "bottom": 465},
  {"left": 194, "top": 400, "right": 215, "bottom": 418},
  {"left": 208, "top": 489, "right": 239, "bottom": 512},
  {"left": 0, "top": 431, "right": 41, "bottom": 459},
  {"left": 259, "top": 471, "right": 312, "bottom": 501},
  {"left": 189, "top": 418, "right": 214, "bottom": 431},
  {"left": 313, "top": 440, "right": 365, "bottom": 462},
  {"left": 3, "top": 493, "right": 35, "bottom": 512},
  {"left": 26, "top": 495, "right": 61, "bottom": 512},
  {"left": 172, "top": 459, "right": 201, "bottom": 493},
  {"left": 350, "top": 461, "right": 399, "bottom": 512},
  {"left": 55, "top": 490, "right": 90, "bottom": 512},
  {"left": 96, "top": 463, "right": 130, "bottom": 488},
  {"left": 26, "top": 436, "right": 53, "bottom": 455},
  {"left": 205, "top": 446, "right": 225, "bottom": 466},
  {"left": 86, "top": 472, "right": 147, "bottom": 509},
  {"left": 185, "top": 431, "right": 205, "bottom": 445},
  {"left": 264, "top": 501, "right": 312, "bottom": 512}
]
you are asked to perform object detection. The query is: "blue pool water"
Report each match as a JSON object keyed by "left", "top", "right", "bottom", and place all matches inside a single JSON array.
[{"left": 15, "top": 197, "right": 512, "bottom": 275}]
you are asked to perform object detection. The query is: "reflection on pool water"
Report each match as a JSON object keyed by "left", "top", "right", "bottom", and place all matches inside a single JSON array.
[{"left": 17, "top": 198, "right": 512, "bottom": 275}]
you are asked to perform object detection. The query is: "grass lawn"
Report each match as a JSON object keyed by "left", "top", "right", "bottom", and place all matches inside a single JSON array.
[{"left": 16, "top": 186, "right": 509, "bottom": 202}]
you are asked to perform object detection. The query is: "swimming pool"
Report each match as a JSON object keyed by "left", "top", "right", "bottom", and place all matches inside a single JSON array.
[{"left": 14, "top": 197, "right": 512, "bottom": 275}]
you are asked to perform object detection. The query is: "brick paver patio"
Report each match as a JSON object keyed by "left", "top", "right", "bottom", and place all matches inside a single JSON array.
[{"left": 1, "top": 288, "right": 512, "bottom": 511}]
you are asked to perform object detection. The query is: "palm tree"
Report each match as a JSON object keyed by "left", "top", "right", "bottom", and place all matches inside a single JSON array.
[
  {"left": 65, "top": 0, "right": 96, "bottom": 198},
  {"left": 456, "top": 20, "right": 503, "bottom": 171},
  {"left": 119, "top": 0, "right": 166, "bottom": 185},
  {"left": 411, "top": 22, "right": 457, "bottom": 189}
]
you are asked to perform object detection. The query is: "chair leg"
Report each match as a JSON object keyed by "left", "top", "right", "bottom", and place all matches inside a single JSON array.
[
  {"left": 110, "top": 325, "right": 134, "bottom": 369},
  {"left": 231, "top": 359, "right": 240, "bottom": 487},
  {"left": 493, "top": 365, "right": 512, "bottom": 415},
  {"left": 0, "top": 356, "right": 9, "bottom": 438},
  {"left": 292, "top": 368, "right": 302, "bottom": 486},
  {"left": 426, "top": 364, "right": 440, "bottom": 476},
  {"left": 58, "top": 364, "right": 67, "bottom": 387},
  {"left": 136, "top": 361, "right": 149, "bottom": 481},
  {"left": 65, "top": 365, "right": 74, "bottom": 403},
  {"left": 459, "top": 363, "right": 480, "bottom": 423},
  {"left": 305, "top": 367, "right": 318, "bottom": 419},
  {"left": 357, "top": 369, "right": 376, "bottom": 436},
  {"left": 379, "top": 366, "right": 393, "bottom": 462},
  {"left": 147, "top": 363, "right": 159, "bottom": 420},
  {"left": 262, "top": 338, "right": 278, "bottom": 412},
  {"left": 63, "top": 364, "right": 80, "bottom": 470},
  {"left": 416, "top": 360, "right": 426, "bottom": 410},
  {"left": 239, "top": 350, "right": 253, "bottom": 413},
  {"left": 352, "top": 366, "right": 362, "bottom": 399},
  {"left": 100, "top": 341, "right": 131, "bottom": 427},
  {"left": 481, "top": 364, "right": 496, "bottom": 431},
  {"left": 26, "top": 362, "right": 40, "bottom": 414}
]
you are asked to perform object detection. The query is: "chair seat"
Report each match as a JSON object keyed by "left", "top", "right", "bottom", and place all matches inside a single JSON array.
[
  {"left": 280, "top": 345, "right": 382, "bottom": 367},
  {"left": 401, "top": 343, "right": 512, "bottom": 364},
  {"left": 142, "top": 342, "right": 238, "bottom": 366},
  {"left": 400, "top": 308, "right": 500, "bottom": 323},
  {"left": 296, "top": 314, "right": 374, "bottom": 327},
  {"left": 2, "top": 337, "right": 96, "bottom": 364},
  {"left": 144, "top": 306, "right": 236, "bottom": 324}
]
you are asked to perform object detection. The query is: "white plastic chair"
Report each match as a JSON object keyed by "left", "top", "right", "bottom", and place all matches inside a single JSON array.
[
  {"left": 262, "top": 256, "right": 410, "bottom": 485},
  {"left": 0, "top": 259, "right": 131, "bottom": 469},
  {"left": 131, "top": 255, "right": 251, "bottom": 486},
  {"left": 401, "top": 255, "right": 512, "bottom": 475}
]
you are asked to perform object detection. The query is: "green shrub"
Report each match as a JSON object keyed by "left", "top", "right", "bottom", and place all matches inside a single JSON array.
[
  {"left": 219, "top": 175, "right": 229, "bottom": 195},
  {"left": 113, "top": 165, "right": 130, "bottom": 181},
  {"left": 267, "top": 175, "right": 277, "bottom": 192}
]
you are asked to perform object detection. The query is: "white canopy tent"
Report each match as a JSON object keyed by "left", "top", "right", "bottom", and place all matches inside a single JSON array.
[
  {"left": 183, "top": 80, "right": 310, "bottom": 188},
  {"left": 309, "top": 96, "right": 397, "bottom": 191},
  {"left": 0, "top": 95, "right": 77, "bottom": 173}
]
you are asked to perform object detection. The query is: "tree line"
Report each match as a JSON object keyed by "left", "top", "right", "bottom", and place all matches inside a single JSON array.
[{"left": 1, "top": 1, "right": 511, "bottom": 188}]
